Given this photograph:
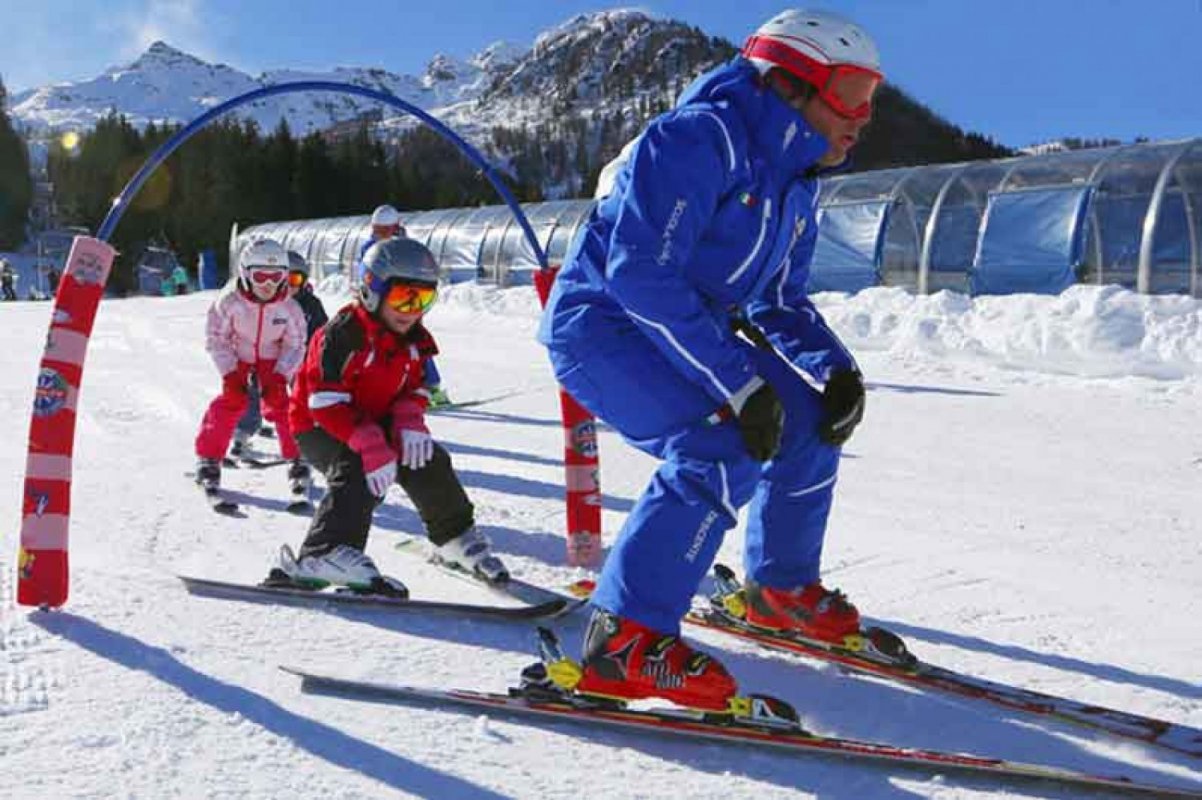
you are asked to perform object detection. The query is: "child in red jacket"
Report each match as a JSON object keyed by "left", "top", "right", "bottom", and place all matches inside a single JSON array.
[{"left": 268, "top": 238, "right": 506, "bottom": 595}]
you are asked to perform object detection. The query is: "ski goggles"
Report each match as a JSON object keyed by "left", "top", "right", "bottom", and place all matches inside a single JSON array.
[
  {"left": 365, "top": 269, "right": 438, "bottom": 313},
  {"left": 287, "top": 270, "right": 308, "bottom": 288},
  {"left": 381, "top": 281, "right": 437, "bottom": 313},
  {"left": 248, "top": 268, "right": 285, "bottom": 285},
  {"left": 743, "top": 36, "right": 882, "bottom": 120}
]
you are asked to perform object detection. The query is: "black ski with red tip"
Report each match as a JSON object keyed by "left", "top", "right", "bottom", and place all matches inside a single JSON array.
[{"left": 281, "top": 628, "right": 1202, "bottom": 799}]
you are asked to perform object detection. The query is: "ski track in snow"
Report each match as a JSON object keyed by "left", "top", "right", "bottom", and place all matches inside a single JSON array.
[{"left": 1, "top": 285, "right": 1200, "bottom": 799}]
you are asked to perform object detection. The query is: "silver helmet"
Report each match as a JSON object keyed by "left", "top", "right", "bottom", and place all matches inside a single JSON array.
[{"left": 359, "top": 237, "right": 440, "bottom": 313}]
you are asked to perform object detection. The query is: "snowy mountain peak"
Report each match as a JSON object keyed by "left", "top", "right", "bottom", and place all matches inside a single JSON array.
[
  {"left": 484, "top": 9, "right": 728, "bottom": 108},
  {"left": 533, "top": 8, "right": 657, "bottom": 52},
  {"left": 12, "top": 40, "right": 456, "bottom": 134},
  {"left": 129, "top": 40, "right": 203, "bottom": 68},
  {"left": 425, "top": 53, "right": 471, "bottom": 83},
  {"left": 469, "top": 41, "right": 528, "bottom": 72}
]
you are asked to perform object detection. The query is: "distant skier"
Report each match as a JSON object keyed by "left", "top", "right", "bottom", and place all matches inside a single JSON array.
[
  {"left": 269, "top": 237, "right": 506, "bottom": 594},
  {"left": 230, "top": 250, "right": 328, "bottom": 462},
  {"left": 1, "top": 259, "right": 18, "bottom": 301},
  {"left": 357, "top": 204, "right": 407, "bottom": 281},
  {"left": 194, "top": 239, "right": 307, "bottom": 496},
  {"left": 359, "top": 203, "right": 452, "bottom": 408},
  {"left": 537, "top": 8, "right": 880, "bottom": 710},
  {"left": 171, "top": 263, "right": 190, "bottom": 295}
]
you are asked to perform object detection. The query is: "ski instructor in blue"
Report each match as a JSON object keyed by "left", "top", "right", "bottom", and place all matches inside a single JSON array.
[{"left": 538, "top": 9, "right": 880, "bottom": 711}]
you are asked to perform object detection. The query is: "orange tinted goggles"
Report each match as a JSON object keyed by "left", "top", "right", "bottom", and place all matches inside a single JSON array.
[
  {"left": 287, "top": 270, "right": 307, "bottom": 288},
  {"left": 382, "top": 281, "right": 437, "bottom": 313}
]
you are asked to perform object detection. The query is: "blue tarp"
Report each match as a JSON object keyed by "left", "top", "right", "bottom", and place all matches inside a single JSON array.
[
  {"left": 971, "top": 187, "right": 1093, "bottom": 295},
  {"left": 809, "top": 200, "right": 889, "bottom": 292},
  {"left": 199, "top": 249, "right": 219, "bottom": 289}
]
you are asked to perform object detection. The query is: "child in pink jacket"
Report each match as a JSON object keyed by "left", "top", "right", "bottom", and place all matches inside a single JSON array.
[{"left": 194, "top": 239, "right": 307, "bottom": 492}]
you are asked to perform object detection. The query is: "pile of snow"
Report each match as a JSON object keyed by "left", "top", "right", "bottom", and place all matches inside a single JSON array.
[
  {"left": 817, "top": 285, "right": 1202, "bottom": 380},
  {"left": 414, "top": 281, "right": 1202, "bottom": 382}
]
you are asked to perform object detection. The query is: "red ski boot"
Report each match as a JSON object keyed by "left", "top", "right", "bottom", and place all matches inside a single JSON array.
[
  {"left": 576, "top": 610, "right": 737, "bottom": 712},
  {"left": 744, "top": 580, "right": 861, "bottom": 643}
]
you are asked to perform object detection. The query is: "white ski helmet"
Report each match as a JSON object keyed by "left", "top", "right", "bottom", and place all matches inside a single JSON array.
[
  {"left": 237, "top": 238, "right": 288, "bottom": 294},
  {"left": 370, "top": 204, "right": 402, "bottom": 227},
  {"left": 743, "top": 9, "right": 882, "bottom": 119},
  {"left": 359, "top": 237, "right": 440, "bottom": 313}
]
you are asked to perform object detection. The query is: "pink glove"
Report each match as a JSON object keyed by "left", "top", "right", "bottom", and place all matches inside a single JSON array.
[
  {"left": 391, "top": 397, "right": 434, "bottom": 470},
  {"left": 348, "top": 424, "right": 397, "bottom": 497}
]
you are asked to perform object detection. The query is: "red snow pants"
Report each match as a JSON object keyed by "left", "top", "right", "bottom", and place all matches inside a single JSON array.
[{"left": 194, "top": 361, "right": 299, "bottom": 461}]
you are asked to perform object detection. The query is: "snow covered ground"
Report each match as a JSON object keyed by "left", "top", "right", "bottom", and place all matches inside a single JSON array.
[{"left": 2, "top": 282, "right": 1200, "bottom": 799}]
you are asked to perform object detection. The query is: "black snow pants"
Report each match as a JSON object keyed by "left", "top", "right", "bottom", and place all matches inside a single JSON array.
[{"left": 295, "top": 427, "right": 474, "bottom": 557}]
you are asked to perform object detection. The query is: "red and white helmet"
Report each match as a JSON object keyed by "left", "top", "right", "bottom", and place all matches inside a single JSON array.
[{"left": 743, "top": 9, "right": 882, "bottom": 120}]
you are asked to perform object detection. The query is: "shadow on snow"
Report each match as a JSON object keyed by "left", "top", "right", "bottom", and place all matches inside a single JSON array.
[{"left": 29, "top": 611, "right": 508, "bottom": 800}]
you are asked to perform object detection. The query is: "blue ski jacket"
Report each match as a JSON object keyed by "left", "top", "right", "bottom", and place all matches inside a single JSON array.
[{"left": 538, "top": 59, "right": 858, "bottom": 410}]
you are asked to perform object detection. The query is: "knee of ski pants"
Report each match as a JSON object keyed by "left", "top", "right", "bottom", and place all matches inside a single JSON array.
[
  {"left": 298, "top": 429, "right": 384, "bottom": 500},
  {"left": 258, "top": 374, "right": 289, "bottom": 416},
  {"left": 654, "top": 421, "right": 763, "bottom": 510},
  {"left": 211, "top": 386, "right": 250, "bottom": 416},
  {"left": 548, "top": 343, "right": 723, "bottom": 444},
  {"left": 297, "top": 429, "right": 355, "bottom": 477}
]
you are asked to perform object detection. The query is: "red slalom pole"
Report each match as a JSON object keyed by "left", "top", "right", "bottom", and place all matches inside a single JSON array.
[
  {"left": 18, "top": 237, "right": 116, "bottom": 607},
  {"left": 534, "top": 267, "right": 602, "bottom": 567}
]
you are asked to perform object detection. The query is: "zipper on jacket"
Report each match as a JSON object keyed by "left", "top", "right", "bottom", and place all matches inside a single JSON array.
[{"left": 254, "top": 303, "right": 265, "bottom": 362}]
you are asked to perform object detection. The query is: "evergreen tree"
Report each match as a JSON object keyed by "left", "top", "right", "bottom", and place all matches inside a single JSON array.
[{"left": 0, "top": 76, "right": 34, "bottom": 249}]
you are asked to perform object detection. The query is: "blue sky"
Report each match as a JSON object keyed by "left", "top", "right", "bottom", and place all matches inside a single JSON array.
[{"left": 1, "top": 0, "right": 1199, "bottom": 148}]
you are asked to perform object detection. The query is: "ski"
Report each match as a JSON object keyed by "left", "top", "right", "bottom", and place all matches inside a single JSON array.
[
  {"left": 281, "top": 628, "right": 1202, "bottom": 799},
  {"left": 687, "top": 564, "right": 1202, "bottom": 759},
  {"left": 178, "top": 575, "right": 569, "bottom": 619},
  {"left": 203, "top": 488, "right": 241, "bottom": 515},
  {"left": 393, "top": 534, "right": 589, "bottom": 615},
  {"left": 285, "top": 499, "right": 313, "bottom": 515},
  {"left": 427, "top": 389, "right": 526, "bottom": 414},
  {"left": 286, "top": 473, "right": 314, "bottom": 515},
  {"left": 221, "top": 452, "right": 288, "bottom": 469},
  {"left": 239, "top": 456, "right": 288, "bottom": 469},
  {"left": 186, "top": 470, "right": 242, "bottom": 515}
]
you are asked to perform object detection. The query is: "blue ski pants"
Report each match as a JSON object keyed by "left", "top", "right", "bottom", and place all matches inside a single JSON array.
[{"left": 549, "top": 336, "right": 842, "bottom": 634}]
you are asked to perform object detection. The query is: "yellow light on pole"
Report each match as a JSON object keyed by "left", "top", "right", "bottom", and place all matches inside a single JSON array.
[{"left": 60, "top": 131, "right": 81, "bottom": 152}]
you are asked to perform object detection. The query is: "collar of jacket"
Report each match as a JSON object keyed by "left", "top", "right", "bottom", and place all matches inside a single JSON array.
[
  {"left": 749, "top": 78, "right": 832, "bottom": 176},
  {"left": 682, "top": 59, "right": 833, "bottom": 177}
]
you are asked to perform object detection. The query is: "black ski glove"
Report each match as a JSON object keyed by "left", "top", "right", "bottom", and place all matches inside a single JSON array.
[
  {"left": 819, "top": 369, "right": 865, "bottom": 446},
  {"left": 736, "top": 382, "right": 784, "bottom": 461}
]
